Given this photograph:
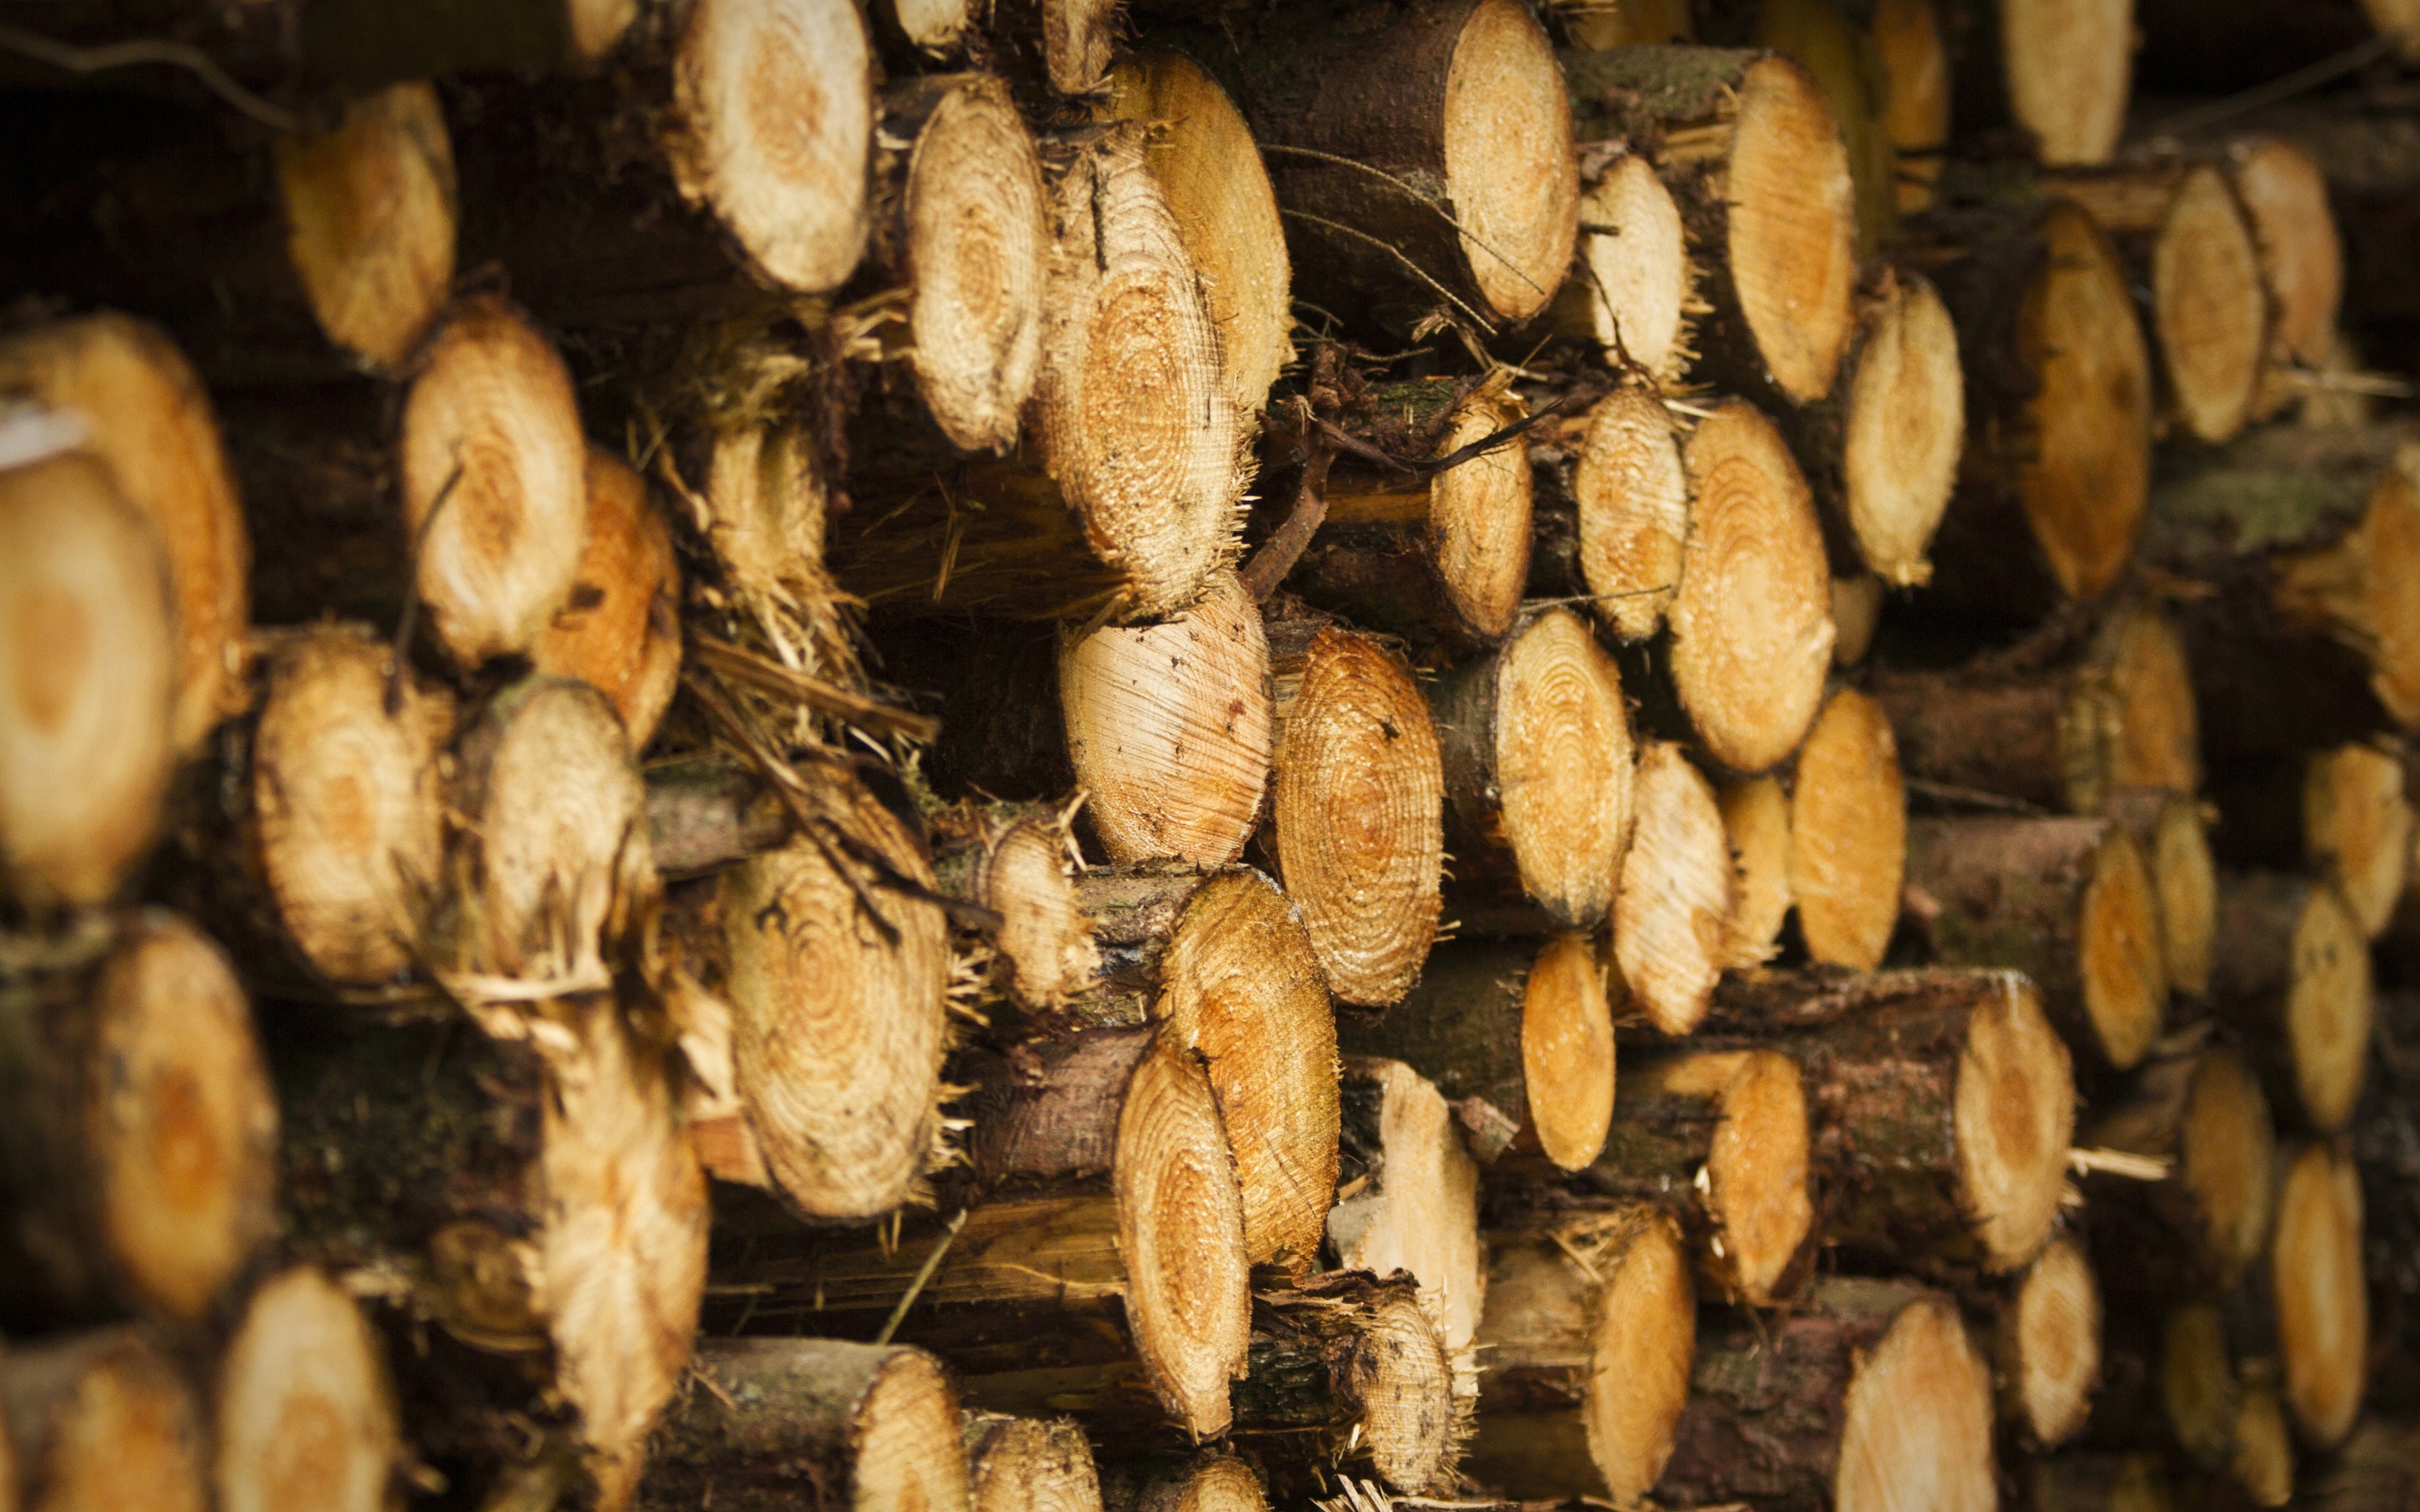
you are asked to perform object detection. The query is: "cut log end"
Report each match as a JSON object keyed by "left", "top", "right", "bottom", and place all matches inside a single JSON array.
[
  {"left": 1952, "top": 976, "right": 2076, "bottom": 1273},
  {"left": 1834, "top": 1296, "right": 1996, "bottom": 1512},
  {"left": 2, "top": 1329, "right": 209, "bottom": 1512},
  {"left": 1843, "top": 272, "right": 1963, "bottom": 585},
  {"left": 1727, "top": 57, "right": 1859, "bottom": 403},
  {"left": 1695, "top": 1048, "right": 1816, "bottom": 1305},
  {"left": 1103, "top": 53, "right": 1293, "bottom": 416},
  {"left": 2275, "top": 1141, "right": 2368, "bottom": 1451},
  {"left": 1522, "top": 934, "right": 1617, "bottom": 1170},
  {"left": 0, "top": 314, "right": 249, "bottom": 756},
  {"left": 670, "top": 0, "right": 873, "bottom": 293},
  {"left": 398, "top": 296, "right": 587, "bottom": 669},
  {"left": 976, "top": 816, "right": 1097, "bottom": 1011},
  {"left": 1719, "top": 775, "right": 1794, "bottom": 969},
  {"left": 1444, "top": 0, "right": 1581, "bottom": 323},
  {"left": 272, "top": 81, "right": 458, "bottom": 373},
  {"left": 1614, "top": 743, "right": 1733, "bottom": 1036},
  {"left": 2160, "top": 1300, "right": 2238, "bottom": 1471},
  {"left": 253, "top": 624, "right": 454, "bottom": 985},
  {"left": 967, "top": 1415, "right": 1102, "bottom": 1512},
  {"left": 1430, "top": 391, "right": 1536, "bottom": 641},
  {"left": 2108, "top": 602, "right": 2202, "bottom": 798},
  {"left": 856, "top": 1350, "right": 972, "bottom": 1512},
  {"left": 0, "top": 449, "right": 174, "bottom": 911},
  {"left": 2275, "top": 470, "right": 2420, "bottom": 728},
  {"left": 213, "top": 1268, "right": 402, "bottom": 1512},
  {"left": 1062, "top": 571, "right": 1271, "bottom": 869},
  {"left": 1831, "top": 573, "right": 1883, "bottom": 666},
  {"left": 2001, "top": 1235, "right": 2102, "bottom": 1447},
  {"left": 2081, "top": 827, "right": 2170, "bottom": 1072},
  {"left": 1331, "top": 1059, "right": 1486, "bottom": 1352},
  {"left": 88, "top": 913, "right": 280, "bottom": 1326},
  {"left": 2002, "top": 0, "right": 2132, "bottom": 165},
  {"left": 2230, "top": 137, "right": 2343, "bottom": 370},
  {"left": 1272, "top": 628, "right": 1444, "bottom": 1008},
  {"left": 1872, "top": 0, "right": 1948, "bottom": 213},
  {"left": 1496, "top": 607, "right": 1635, "bottom": 926},
  {"left": 2286, "top": 884, "right": 2374, "bottom": 1132},
  {"left": 1574, "top": 155, "right": 1690, "bottom": 382},
  {"left": 719, "top": 802, "right": 950, "bottom": 1216},
  {"left": 1673, "top": 402, "right": 1834, "bottom": 774},
  {"left": 2181, "top": 1047, "right": 2278, "bottom": 1287},
  {"left": 1355, "top": 1293, "right": 1461, "bottom": 1494},
  {"left": 2021, "top": 204, "right": 2154, "bottom": 600},
  {"left": 1586, "top": 1213, "right": 1697, "bottom": 1504},
  {"left": 1116, "top": 1036, "right": 1255, "bottom": 1436},
  {"left": 2153, "top": 165, "right": 2269, "bottom": 444},
  {"left": 1573, "top": 384, "right": 1686, "bottom": 643},
  {"left": 897, "top": 77, "right": 1048, "bottom": 454},
  {"left": 1789, "top": 689, "right": 1907, "bottom": 971},
  {"left": 892, "top": 0, "right": 976, "bottom": 51},
  {"left": 1158, "top": 869, "right": 1340, "bottom": 1270},
  {"left": 532, "top": 447, "right": 682, "bottom": 750},
  {"left": 2305, "top": 743, "right": 2412, "bottom": 938},
  {"left": 2232, "top": 1386, "right": 2296, "bottom": 1507}
]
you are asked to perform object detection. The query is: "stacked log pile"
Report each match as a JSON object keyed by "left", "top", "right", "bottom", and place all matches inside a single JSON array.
[{"left": 1, "top": 0, "right": 2418, "bottom": 1509}]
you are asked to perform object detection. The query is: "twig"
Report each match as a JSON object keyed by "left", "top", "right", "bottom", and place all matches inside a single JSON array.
[
  {"left": 1239, "top": 438, "right": 1335, "bottom": 601},
  {"left": 1903, "top": 778, "right": 2054, "bottom": 817},
  {"left": 1279, "top": 209, "right": 1499, "bottom": 335},
  {"left": 0, "top": 22, "right": 301, "bottom": 134},
  {"left": 388, "top": 459, "right": 463, "bottom": 715},
  {"left": 688, "top": 634, "right": 941, "bottom": 741},
  {"left": 2148, "top": 29, "right": 2407, "bottom": 138},
  {"left": 872, "top": 1210, "right": 969, "bottom": 1345}
]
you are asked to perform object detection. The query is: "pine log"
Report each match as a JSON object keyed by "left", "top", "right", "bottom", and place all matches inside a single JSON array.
[
  {"left": 1460, "top": 1208, "right": 1697, "bottom": 1504},
  {"left": 0, "top": 1326, "right": 208, "bottom": 1512},
  {"left": 1868, "top": 599, "right": 2202, "bottom": 813},
  {"left": 1970, "top": 0, "right": 2133, "bottom": 166},
  {"left": 2114, "top": 797, "right": 2219, "bottom": 1005},
  {"left": 1428, "top": 606, "right": 1636, "bottom": 929},
  {"left": 2229, "top": 1385, "right": 2298, "bottom": 1508},
  {"left": 659, "top": 769, "right": 950, "bottom": 1219},
  {"left": 1339, "top": 935, "right": 1615, "bottom": 1173},
  {"left": 702, "top": 1026, "right": 1254, "bottom": 1439},
  {"left": 0, "top": 434, "right": 176, "bottom": 911},
  {"left": 531, "top": 445, "right": 683, "bottom": 749},
  {"left": 927, "top": 801, "right": 1101, "bottom": 1014},
  {"left": 1654, "top": 1276, "right": 1996, "bottom": 1509},
  {"left": 1557, "top": 151, "right": 1692, "bottom": 383},
  {"left": 1786, "top": 685, "right": 1907, "bottom": 970},
  {"left": 2082, "top": 1043, "right": 2279, "bottom": 1292},
  {"left": 2228, "top": 136, "right": 2347, "bottom": 379},
  {"left": 1918, "top": 199, "right": 2154, "bottom": 614},
  {"left": 1773, "top": 264, "right": 1966, "bottom": 586},
  {"left": 1097, "top": 51, "right": 1292, "bottom": 417},
  {"left": 0, "top": 911, "right": 277, "bottom": 1331},
  {"left": 2210, "top": 872, "right": 2373, "bottom": 1134},
  {"left": 2137, "top": 426, "right": 2420, "bottom": 749},
  {"left": 1329, "top": 1058, "right": 1486, "bottom": 1355},
  {"left": 2272, "top": 1139, "right": 2370, "bottom": 1450},
  {"left": 636, "top": 1339, "right": 968, "bottom": 1512},
  {"left": 2291, "top": 1417, "right": 2420, "bottom": 1512},
  {"left": 1501, "top": 1046, "right": 1817, "bottom": 1305},
  {"left": 1612, "top": 741, "right": 1735, "bottom": 1034},
  {"left": 1998, "top": 1233, "right": 2105, "bottom": 1449},
  {"left": 1555, "top": 381, "right": 1686, "bottom": 643},
  {"left": 1264, "top": 622, "right": 1444, "bottom": 1008},
  {"left": 1750, "top": 0, "right": 1900, "bottom": 255},
  {"left": 965, "top": 1414, "right": 1102, "bottom": 1512},
  {"left": 1207, "top": 0, "right": 1578, "bottom": 334},
  {"left": 1872, "top": 0, "right": 1948, "bottom": 213},
  {"left": 2040, "top": 161, "right": 2274, "bottom": 444},
  {"left": 1718, "top": 773, "right": 1796, "bottom": 968},
  {"left": 2349, "top": 992, "right": 2420, "bottom": 1397},
  {"left": 274, "top": 993, "right": 708, "bottom": 1504},
  {"left": 1831, "top": 571, "right": 1884, "bottom": 664},
  {"left": 1286, "top": 381, "right": 1535, "bottom": 654},
  {"left": 834, "top": 126, "right": 1247, "bottom": 622},
  {"left": 0, "top": 315, "right": 246, "bottom": 757},
  {"left": 1096, "top": 1456, "right": 1267, "bottom": 1512},
  {"left": 990, "top": 0, "right": 1121, "bottom": 94},
  {"left": 1700, "top": 967, "right": 2077, "bottom": 1276},
  {"left": 1905, "top": 814, "right": 2168, "bottom": 1070},
  {"left": 212, "top": 1267, "right": 404, "bottom": 1512},
  {"left": 1562, "top": 46, "right": 1858, "bottom": 405},
  {"left": 2021, "top": 1452, "right": 2176, "bottom": 1512},
  {"left": 2214, "top": 742, "right": 2413, "bottom": 940}
]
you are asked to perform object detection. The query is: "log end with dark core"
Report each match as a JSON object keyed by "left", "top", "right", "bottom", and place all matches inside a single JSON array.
[
  {"left": 2000, "top": 1234, "right": 2102, "bottom": 1448},
  {"left": 1954, "top": 974, "right": 2079, "bottom": 1273}
]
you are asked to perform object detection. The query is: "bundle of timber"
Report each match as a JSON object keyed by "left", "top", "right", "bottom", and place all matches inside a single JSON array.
[{"left": 8, "top": 0, "right": 2420, "bottom": 1506}]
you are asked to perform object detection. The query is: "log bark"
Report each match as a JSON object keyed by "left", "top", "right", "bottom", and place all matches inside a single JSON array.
[
  {"left": 1697, "top": 967, "right": 2077, "bottom": 1277},
  {"left": 1867, "top": 599, "right": 2203, "bottom": 813},
  {"left": 211, "top": 1266, "right": 405, "bottom": 1512},
  {"left": 2081, "top": 1042, "right": 2280, "bottom": 1293},
  {"left": 1337, "top": 934, "right": 1615, "bottom": 1173},
  {"left": 636, "top": 1339, "right": 969, "bottom": 1512},
  {"left": 0, "top": 911, "right": 277, "bottom": 1331},
  {"left": 1562, "top": 46, "right": 1858, "bottom": 406},
  {"left": 1917, "top": 199, "right": 2154, "bottom": 616},
  {"left": 0, "top": 314, "right": 246, "bottom": 758},
  {"left": 2210, "top": 872, "right": 2374, "bottom": 1135},
  {"left": 272, "top": 992, "right": 708, "bottom": 1505},
  {"left": 1460, "top": 1208, "right": 1697, "bottom": 1504},
  {"left": 1496, "top": 1046, "right": 1817, "bottom": 1305},
  {"left": 0, "top": 433, "right": 176, "bottom": 912},
  {"left": 1329, "top": 1058, "right": 1486, "bottom": 1355},
  {"left": 1612, "top": 741, "right": 1735, "bottom": 1034},
  {"left": 1428, "top": 606, "right": 1635, "bottom": 929},
  {"left": 1213, "top": 0, "right": 1579, "bottom": 334},
  {"left": 1263, "top": 619, "right": 1444, "bottom": 1008},
  {"left": 0, "top": 1326, "right": 208, "bottom": 1512},
  {"left": 1904, "top": 814, "right": 2170, "bottom": 1072},
  {"left": 1654, "top": 1276, "right": 1996, "bottom": 1510},
  {"left": 1284, "top": 381, "right": 1535, "bottom": 654}
]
